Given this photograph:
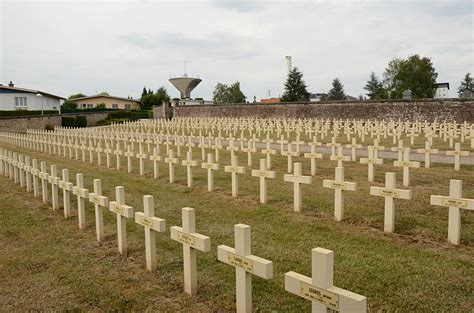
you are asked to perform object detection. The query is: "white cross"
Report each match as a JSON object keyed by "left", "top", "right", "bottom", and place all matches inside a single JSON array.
[
  {"left": 325, "top": 137, "right": 340, "bottom": 157},
  {"left": 446, "top": 142, "right": 469, "bottom": 171},
  {"left": 31, "top": 159, "right": 40, "bottom": 198},
  {"left": 227, "top": 137, "right": 240, "bottom": 158},
  {"left": 181, "top": 150, "right": 198, "bottom": 187},
  {"left": 224, "top": 155, "right": 246, "bottom": 197},
  {"left": 217, "top": 224, "right": 273, "bottom": 313},
  {"left": 124, "top": 145, "right": 134, "bottom": 173},
  {"left": 241, "top": 139, "right": 256, "bottom": 167},
  {"left": 431, "top": 179, "right": 474, "bottom": 245},
  {"left": 39, "top": 161, "right": 49, "bottom": 204},
  {"left": 330, "top": 146, "right": 351, "bottom": 167},
  {"left": 24, "top": 156, "right": 32, "bottom": 192},
  {"left": 304, "top": 145, "right": 323, "bottom": 176},
  {"left": 390, "top": 140, "right": 405, "bottom": 162},
  {"left": 281, "top": 143, "right": 300, "bottom": 173},
  {"left": 48, "top": 164, "right": 61, "bottom": 210},
  {"left": 136, "top": 143, "right": 148, "bottom": 176},
  {"left": 89, "top": 179, "right": 109, "bottom": 242},
  {"left": 135, "top": 195, "right": 166, "bottom": 272},
  {"left": 201, "top": 153, "right": 220, "bottom": 192},
  {"left": 416, "top": 140, "right": 439, "bottom": 168},
  {"left": 323, "top": 167, "right": 358, "bottom": 221},
  {"left": 114, "top": 143, "right": 123, "bottom": 171},
  {"left": 393, "top": 148, "right": 420, "bottom": 187},
  {"left": 109, "top": 186, "right": 134, "bottom": 255},
  {"left": 360, "top": 147, "right": 383, "bottom": 182},
  {"left": 104, "top": 142, "right": 113, "bottom": 168},
  {"left": 370, "top": 172, "right": 412, "bottom": 233},
  {"left": 59, "top": 168, "right": 73, "bottom": 218},
  {"left": 285, "top": 247, "right": 366, "bottom": 312},
  {"left": 261, "top": 139, "right": 276, "bottom": 168},
  {"left": 345, "top": 138, "right": 362, "bottom": 161},
  {"left": 72, "top": 173, "right": 89, "bottom": 230},
  {"left": 164, "top": 149, "right": 179, "bottom": 183},
  {"left": 18, "top": 154, "right": 25, "bottom": 188},
  {"left": 284, "top": 162, "right": 312, "bottom": 212},
  {"left": 251, "top": 159, "right": 276, "bottom": 204},
  {"left": 149, "top": 146, "right": 162, "bottom": 179},
  {"left": 170, "top": 207, "right": 210, "bottom": 295}
]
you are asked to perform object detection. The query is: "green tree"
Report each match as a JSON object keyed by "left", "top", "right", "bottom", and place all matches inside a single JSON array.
[
  {"left": 382, "top": 58, "right": 403, "bottom": 97},
  {"left": 68, "top": 93, "right": 86, "bottom": 99},
  {"left": 141, "top": 87, "right": 148, "bottom": 98},
  {"left": 327, "top": 78, "right": 346, "bottom": 100},
  {"left": 395, "top": 55, "right": 438, "bottom": 99},
  {"left": 458, "top": 73, "right": 473, "bottom": 97},
  {"left": 96, "top": 102, "right": 106, "bottom": 109},
  {"left": 156, "top": 86, "right": 170, "bottom": 103},
  {"left": 364, "top": 72, "right": 384, "bottom": 99},
  {"left": 140, "top": 94, "right": 161, "bottom": 109},
  {"left": 148, "top": 88, "right": 153, "bottom": 95},
  {"left": 213, "top": 82, "right": 246, "bottom": 103},
  {"left": 62, "top": 93, "right": 86, "bottom": 109},
  {"left": 98, "top": 91, "right": 109, "bottom": 96},
  {"left": 281, "top": 67, "right": 310, "bottom": 102}
]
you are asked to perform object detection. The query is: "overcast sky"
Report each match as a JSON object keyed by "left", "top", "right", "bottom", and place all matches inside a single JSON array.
[{"left": 1, "top": 0, "right": 472, "bottom": 101}]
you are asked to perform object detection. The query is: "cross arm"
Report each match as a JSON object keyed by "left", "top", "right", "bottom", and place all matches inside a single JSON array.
[
  {"left": 89, "top": 193, "right": 109, "bottom": 206},
  {"left": 370, "top": 187, "right": 412, "bottom": 200},
  {"left": 135, "top": 212, "right": 166, "bottom": 232},
  {"left": 217, "top": 245, "right": 273, "bottom": 279},
  {"left": 170, "top": 226, "right": 210, "bottom": 252},
  {"left": 109, "top": 201, "right": 134, "bottom": 218},
  {"left": 430, "top": 195, "right": 474, "bottom": 210}
]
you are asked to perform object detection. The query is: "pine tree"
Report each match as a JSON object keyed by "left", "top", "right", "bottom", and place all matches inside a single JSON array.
[
  {"left": 458, "top": 73, "right": 473, "bottom": 97},
  {"left": 327, "top": 78, "right": 346, "bottom": 100},
  {"left": 364, "top": 72, "right": 383, "bottom": 99},
  {"left": 141, "top": 87, "right": 148, "bottom": 98},
  {"left": 148, "top": 88, "right": 153, "bottom": 95},
  {"left": 281, "top": 67, "right": 310, "bottom": 102}
]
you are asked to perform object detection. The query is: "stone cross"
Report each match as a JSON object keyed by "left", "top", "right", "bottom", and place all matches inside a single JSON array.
[
  {"left": 323, "top": 167, "right": 358, "bottom": 221},
  {"left": 149, "top": 146, "right": 162, "bottom": 179},
  {"left": 284, "top": 162, "right": 312, "bottom": 212},
  {"left": 217, "top": 224, "right": 273, "bottom": 313},
  {"left": 304, "top": 145, "right": 323, "bottom": 176},
  {"left": 72, "top": 173, "right": 89, "bottom": 230},
  {"left": 181, "top": 150, "right": 198, "bottom": 187},
  {"left": 359, "top": 147, "right": 383, "bottom": 182},
  {"left": 124, "top": 145, "right": 134, "bottom": 173},
  {"left": 430, "top": 179, "right": 474, "bottom": 245},
  {"left": 292, "top": 134, "right": 305, "bottom": 153},
  {"left": 95, "top": 141, "right": 103, "bottom": 166},
  {"left": 114, "top": 142, "right": 123, "bottom": 170},
  {"left": 48, "top": 164, "right": 61, "bottom": 210},
  {"left": 227, "top": 137, "right": 240, "bottom": 158},
  {"left": 251, "top": 159, "right": 276, "bottom": 204},
  {"left": 446, "top": 142, "right": 469, "bottom": 171},
  {"left": 39, "top": 161, "right": 49, "bottom": 204},
  {"left": 104, "top": 142, "right": 112, "bottom": 168},
  {"left": 370, "top": 139, "right": 385, "bottom": 158},
  {"left": 261, "top": 139, "right": 276, "bottom": 168},
  {"left": 135, "top": 195, "right": 166, "bottom": 272},
  {"left": 345, "top": 138, "right": 362, "bottom": 161},
  {"left": 109, "top": 186, "right": 134, "bottom": 255},
  {"left": 224, "top": 155, "right": 246, "bottom": 197},
  {"left": 201, "top": 153, "right": 220, "bottom": 192},
  {"left": 330, "top": 146, "right": 351, "bottom": 167},
  {"left": 393, "top": 148, "right": 420, "bottom": 187},
  {"left": 18, "top": 154, "right": 25, "bottom": 188},
  {"left": 88, "top": 179, "right": 109, "bottom": 242},
  {"left": 241, "top": 139, "right": 256, "bottom": 167},
  {"left": 325, "top": 137, "right": 341, "bottom": 157},
  {"left": 212, "top": 138, "right": 222, "bottom": 162},
  {"left": 285, "top": 247, "right": 366, "bottom": 312},
  {"left": 31, "top": 159, "right": 40, "bottom": 198},
  {"left": 164, "top": 149, "right": 179, "bottom": 183},
  {"left": 12, "top": 152, "right": 19, "bottom": 184},
  {"left": 276, "top": 135, "right": 289, "bottom": 152},
  {"left": 390, "top": 140, "right": 405, "bottom": 162},
  {"left": 416, "top": 140, "right": 439, "bottom": 168},
  {"left": 59, "top": 168, "right": 73, "bottom": 218},
  {"left": 88, "top": 139, "right": 95, "bottom": 164},
  {"left": 370, "top": 172, "right": 412, "bottom": 233},
  {"left": 24, "top": 156, "right": 32, "bottom": 192},
  {"left": 170, "top": 207, "right": 211, "bottom": 295},
  {"left": 281, "top": 143, "right": 300, "bottom": 173},
  {"left": 136, "top": 143, "right": 148, "bottom": 176}
]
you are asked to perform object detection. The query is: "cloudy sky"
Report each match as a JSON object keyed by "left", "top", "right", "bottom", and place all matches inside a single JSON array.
[{"left": 1, "top": 0, "right": 472, "bottom": 100}]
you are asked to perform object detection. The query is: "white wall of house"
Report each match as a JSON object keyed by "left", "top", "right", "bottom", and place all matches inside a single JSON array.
[
  {"left": 0, "top": 93, "right": 60, "bottom": 111},
  {"left": 434, "top": 87, "right": 449, "bottom": 99}
]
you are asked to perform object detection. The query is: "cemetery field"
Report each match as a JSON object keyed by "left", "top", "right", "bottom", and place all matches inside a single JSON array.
[{"left": 0, "top": 143, "right": 473, "bottom": 311}]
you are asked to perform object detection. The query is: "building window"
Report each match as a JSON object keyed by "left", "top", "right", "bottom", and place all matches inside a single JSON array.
[
  {"left": 87, "top": 104, "right": 93, "bottom": 108},
  {"left": 125, "top": 104, "right": 131, "bottom": 110},
  {"left": 15, "top": 97, "right": 27, "bottom": 107},
  {"left": 112, "top": 104, "right": 118, "bottom": 109}
]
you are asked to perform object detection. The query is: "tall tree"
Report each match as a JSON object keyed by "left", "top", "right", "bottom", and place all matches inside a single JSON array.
[
  {"left": 382, "top": 58, "right": 403, "bottom": 97},
  {"left": 458, "top": 73, "right": 473, "bottom": 97},
  {"left": 327, "top": 78, "right": 346, "bottom": 100},
  {"left": 213, "top": 82, "right": 246, "bottom": 103},
  {"left": 148, "top": 88, "right": 153, "bottom": 95},
  {"left": 281, "top": 67, "right": 310, "bottom": 102},
  {"left": 394, "top": 55, "right": 438, "bottom": 99},
  {"left": 141, "top": 87, "right": 148, "bottom": 98},
  {"left": 68, "top": 93, "right": 86, "bottom": 99},
  {"left": 140, "top": 86, "right": 170, "bottom": 109},
  {"left": 364, "top": 72, "right": 384, "bottom": 99},
  {"left": 156, "top": 86, "right": 170, "bottom": 103}
]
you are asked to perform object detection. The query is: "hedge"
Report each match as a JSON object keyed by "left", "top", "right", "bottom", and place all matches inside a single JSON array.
[
  {"left": 0, "top": 110, "right": 58, "bottom": 118},
  {"left": 61, "top": 116, "right": 87, "bottom": 128}
]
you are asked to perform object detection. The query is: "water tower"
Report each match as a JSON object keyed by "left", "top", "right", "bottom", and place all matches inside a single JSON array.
[{"left": 168, "top": 64, "right": 202, "bottom": 99}]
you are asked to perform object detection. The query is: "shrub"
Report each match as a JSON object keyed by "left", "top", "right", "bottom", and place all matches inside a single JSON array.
[
  {"left": 61, "top": 116, "right": 76, "bottom": 127},
  {"left": 75, "top": 116, "right": 87, "bottom": 127},
  {"left": 45, "top": 124, "right": 55, "bottom": 131}
]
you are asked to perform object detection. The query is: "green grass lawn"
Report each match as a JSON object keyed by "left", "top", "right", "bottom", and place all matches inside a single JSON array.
[{"left": 0, "top": 142, "right": 473, "bottom": 311}]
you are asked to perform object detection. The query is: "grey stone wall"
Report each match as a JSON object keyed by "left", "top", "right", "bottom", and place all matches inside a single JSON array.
[
  {"left": 155, "top": 99, "right": 474, "bottom": 123},
  {"left": 0, "top": 112, "right": 110, "bottom": 133}
]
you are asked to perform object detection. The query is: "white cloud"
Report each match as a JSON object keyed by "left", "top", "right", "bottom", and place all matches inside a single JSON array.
[{"left": 0, "top": 0, "right": 472, "bottom": 100}]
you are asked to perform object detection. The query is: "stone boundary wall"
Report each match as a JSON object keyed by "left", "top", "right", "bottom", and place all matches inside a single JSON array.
[
  {"left": 154, "top": 99, "right": 474, "bottom": 123},
  {"left": 0, "top": 112, "right": 110, "bottom": 133}
]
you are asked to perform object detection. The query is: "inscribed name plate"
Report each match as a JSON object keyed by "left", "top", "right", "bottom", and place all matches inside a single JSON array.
[
  {"left": 300, "top": 282, "right": 339, "bottom": 310},
  {"left": 330, "top": 182, "right": 346, "bottom": 189},
  {"left": 442, "top": 198, "right": 467, "bottom": 209},
  {"left": 141, "top": 217, "right": 154, "bottom": 228},
  {"left": 177, "top": 231, "right": 196, "bottom": 247},
  {"left": 228, "top": 252, "right": 253, "bottom": 273},
  {"left": 380, "top": 189, "right": 400, "bottom": 197}
]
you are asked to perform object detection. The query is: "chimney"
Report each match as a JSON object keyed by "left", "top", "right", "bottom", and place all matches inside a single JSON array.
[{"left": 8, "top": 81, "right": 14, "bottom": 87}]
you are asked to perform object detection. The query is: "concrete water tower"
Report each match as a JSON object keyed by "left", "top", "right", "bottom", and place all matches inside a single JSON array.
[{"left": 169, "top": 63, "right": 202, "bottom": 99}]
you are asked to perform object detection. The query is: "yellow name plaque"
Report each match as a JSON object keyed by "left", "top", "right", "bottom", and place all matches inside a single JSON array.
[
  {"left": 142, "top": 218, "right": 154, "bottom": 228},
  {"left": 380, "top": 189, "right": 400, "bottom": 198},
  {"left": 330, "top": 182, "right": 346, "bottom": 189},
  {"left": 177, "top": 231, "right": 196, "bottom": 247},
  {"left": 442, "top": 198, "right": 467, "bottom": 209},
  {"left": 111, "top": 205, "right": 123, "bottom": 215},
  {"left": 300, "top": 282, "right": 339, "bottom": 310},
  {"left": 228, "top": 252, "right": 253, "bottom": 273}
]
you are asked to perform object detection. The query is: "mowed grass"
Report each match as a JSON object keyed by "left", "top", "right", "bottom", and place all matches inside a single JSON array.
[{"left": 0, "top": 142, "right": 473, "bottom": 311}]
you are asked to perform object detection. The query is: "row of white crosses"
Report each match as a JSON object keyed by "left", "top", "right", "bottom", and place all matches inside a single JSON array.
[{"left": 0, "top": 148, "right": 370, "bottom": 312}]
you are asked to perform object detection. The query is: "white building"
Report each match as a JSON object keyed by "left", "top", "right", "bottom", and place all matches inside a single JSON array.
[
  {"left": 434, "top": 82, "right": 450, "bottom": 99},
  {"left": 0, "top": 81, "right": 65, "bottom": 111}
]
